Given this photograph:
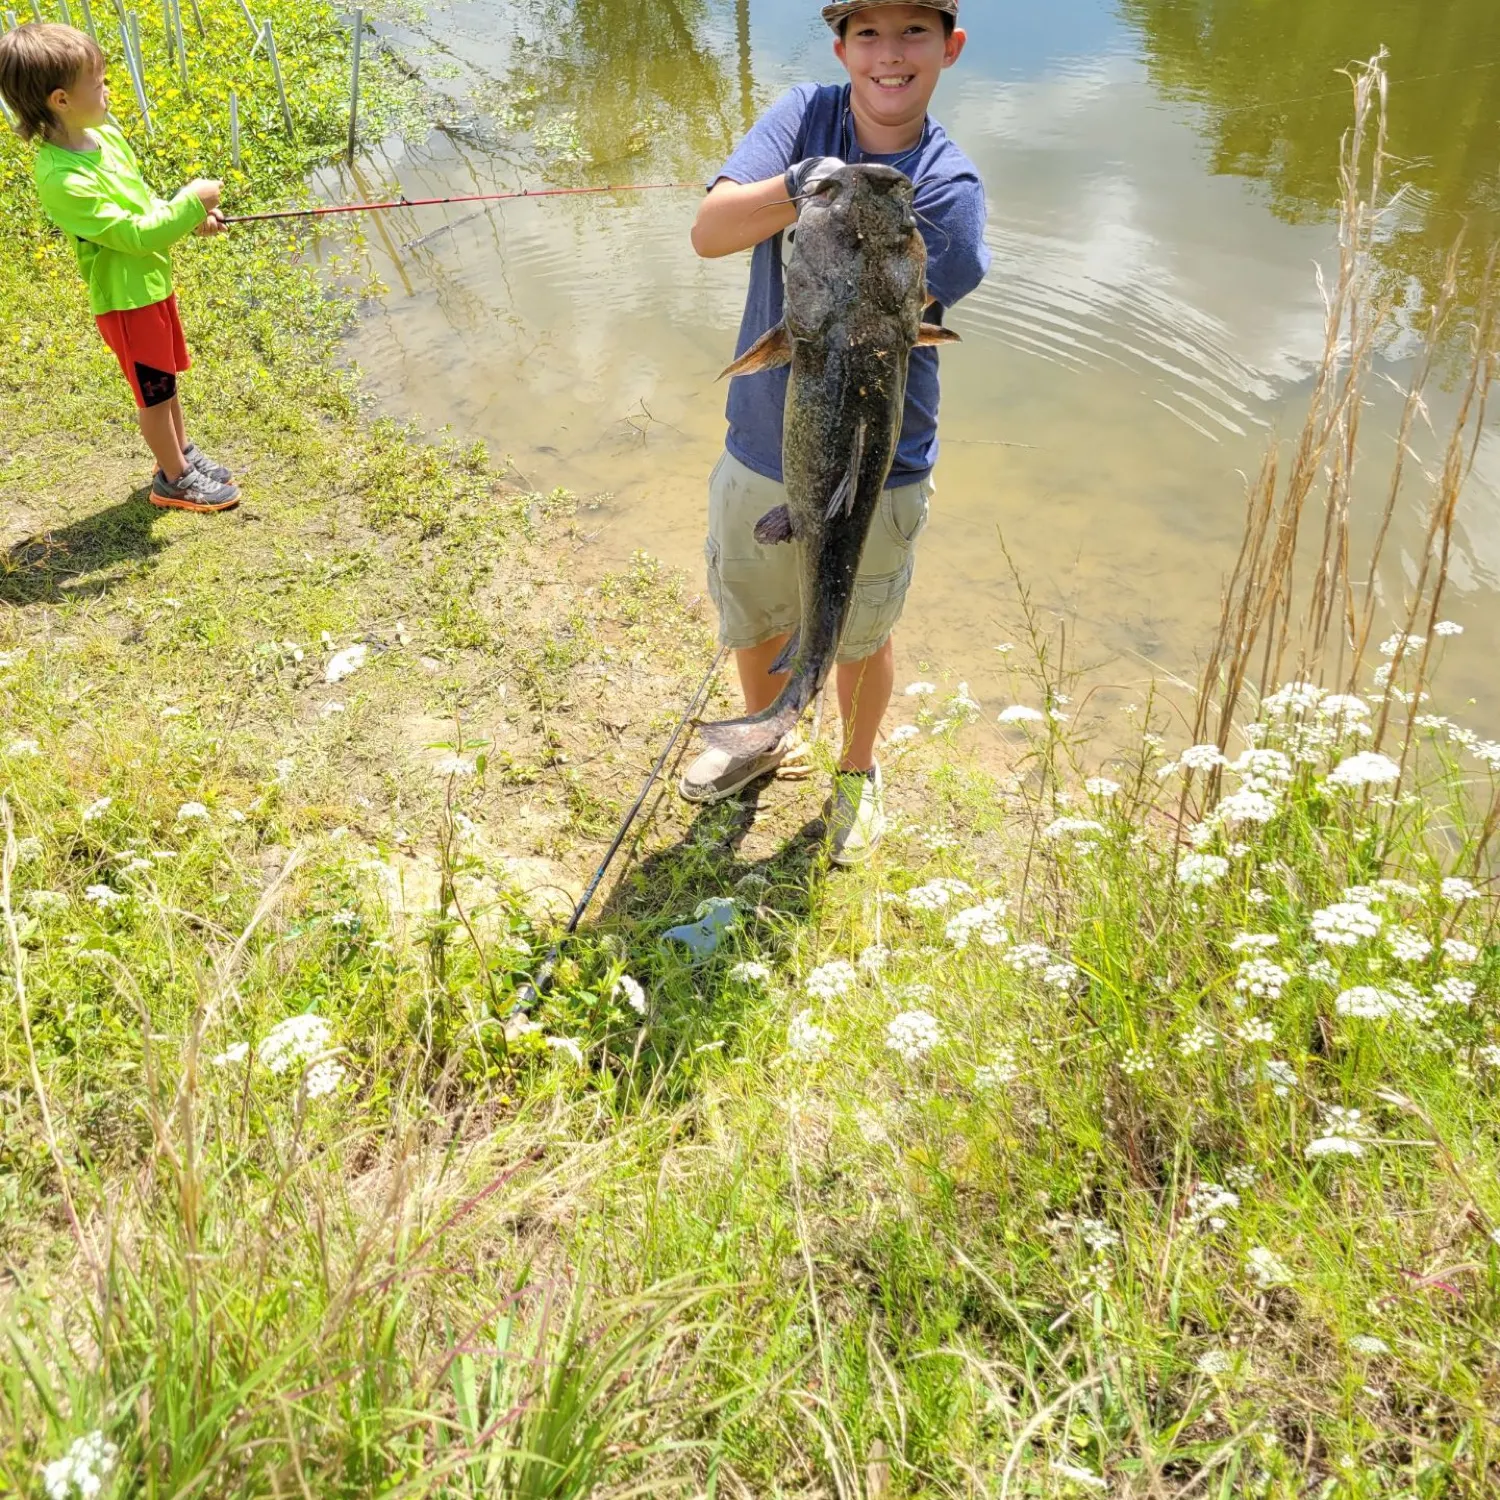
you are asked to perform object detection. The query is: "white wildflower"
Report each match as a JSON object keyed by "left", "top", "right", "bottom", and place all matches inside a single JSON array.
[
  {"left": 81, "top": 797, "right": 112, "bottom": 823},
  {"left": 1379, "top": 633, "right": 1425, "bottom": 657},
  {"left": 1186, "top": 1183, "right": 1240, "bottom": 1232},
  {"left": 1179, "top": 1024, "right": 1217, "bottom": 1056},
  {"left": 1004, "top": 943, "right": 1053, "bottom": 974},
  {"left": 1177, "top": 853, "right": 1230, "bottom": 888},
  {"left": 1043, "top": 817, "right": 1105, "bottom": 841},
  {"left": 1237, "top": 1017, "right": 1275, "bottom": 1045},
  {"left": 1119, "top": 1047, "right": 1156, "bottom": 1076},
  {"left": 1434, "top": 978, "right": 1477, "bottom": 1007},
  {"left": 325, "top": 643, "right": 368, "bottom": 683},
  {"left": 973, "top": 1051, "right": 1018, "bottom": 1090},
  {"left": 1245, "top": 1246, "right": 1292, "bottom": 1289},
  {"left": 946, "top": 899, "right": 1010, "bottom": 949},
  {"left": 259, "top": 1013, "right": 333, "bottom": 1073},
  {"left": 41, "top": 1430, "right": 118, "bottom": 1500},
  {"left": 613, "top": 974, "right": 647, "bottom": 1014},
  {"left": 1474, "top": 741, "right": 1500, "bottom": 769},
  {"left": 1327, "top": 752, "right": 1401, "bottom": 790},
  {"left": 997, "top": 704, "right": 1045, "bottom": 725},
  {"left": 1317, "top": 695, "right": 1373, "bottom": 725},
  {"left": 546, "top": 1036, "right": 586, "bottom": 1065},
  {"left": 857, "top": 945, "right": 889, "bottom": 973},
  {"left": 904, "top": 681, "right": 936, "bottom": 697},
  {"left": 1377, "top": 878, "right": 1422, "bottom": 899},
  {"left": 1240, "top": 1058, "right": 1297, "bottom": 1096},
  {"left": 6, "top": 737, "right": 41, "bottom": 756},
  {"left": 1230, "top": 932, "right": 1280, "bottom": 952},
  {"left": 1210, "top": 789, "right": 1279, "bottom": 826},
  {"left": 1075, "top": 1218, "right": 1121, "bottom": 1254},
  {"left": 1263, "top": 681, "right": 1325, "bottom": 716},
  {"left": 885, "top": 1009, "right": 942, "bottom": 1064},
  {"left": 728, "top": 960, "right": 772, "bottom": 985},
  {"left": 888, "top": 724, "right": 921, "bottom": 746},
  {"left": 1084, "top": 777, "right": 1121, "bottom": 798},
  {"left": 1043, "top": 961, "right": 1080, "bottom": 991},
  {"left": 1386, "top": 927, "right": 1433, "bottom": 963},
  {"left": 14, "top": 835, "right": 42, "bottom": 865},
  {"left": 176, "top": 801, "right": 210, "bottom": 822},
  {"left": 24, "top": 889, "right": 68, "bottom": 915},
  {"left": 1312, "top": 901, "right": 1382, "bottom": 947},
  {"left": 1247, "top": 888, "right": 1272, "bottom": 905},
  {"left": 1307, "top": 957, "right": 1338, "bottom": 984},
  {"left": 1432, "top": 620, "right": 1463, "bottom": 636},
  {"left": 1349, "top": 1334, "right": 1392, "bottom": 1356},
  {"left": 788, "top": 1010, "right": 834, "bottom": 1062},
  {"left": 1439, "top": 877, "right": 1479, "bottom": 903},
  {"left": 1230, "top": 747, "right": 1294, "bottom": 784},
  {"left": 1050, "top": 1461, "right": 1108, "bottom": 1491},
  {"left": 1442, "top": 938, "right": 1479, "bottom": 965},
  {"left": 901, "top": 878, "right": 972, "bottom": 912},
  {"left": 804, "top": 960, "right": 857, "bottom": 1001},
  {"left": 83, "top": 884, "right": 124, "bottom": 909},
  {"left": 1196, "top": 1349, "right": 1234, "bottom": 1375},
  {"left": 1334, "top": 986, "right": 1431, "bottom": 1023},
  {"left": 1179, "top": 744, "right": 1228, "bottom": 772},
  {"left": 431, "top": 754, "right": 476, "bottom": 777},
  {"left": 1479, "top": 1045, "right": 1500, "bottom": 1070},
  {"left": 303, "top": 1057, "right": 347, "bottom": 1099},
  {"left": 1305, "top": 1135, "right": 1365, "bottom": 1159},
  {"left": 209, "top": 1042, "right": 250, "bottom": 1066},
  {"left": 1236, "top": 959, "right": 1291, "bottom": 1001}
]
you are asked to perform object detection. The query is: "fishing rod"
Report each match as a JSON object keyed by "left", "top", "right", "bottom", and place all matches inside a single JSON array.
[
  {"left": 512, "top": 645, "right": 729, "bottom": 1013},
  {"left": 221, "top": 180, "right": 694, "bottom": 226}
]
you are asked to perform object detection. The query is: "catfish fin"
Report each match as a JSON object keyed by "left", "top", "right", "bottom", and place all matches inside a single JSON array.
[
  {"left": 753, "top": 505, "right": 796, "bottom": 545},
  {"left": 824, "top": 418, "right": 867, "bottom": 521},
  {"left": 720, "top": 323, "right": 792, "bottom": 379},
  {"left": 924, "top": 292, "right": 938, "bottom": 310},
  {"left": 769, "top": 630, "right": 800, "bottom": 677},
  {"left": 917, "top": 322, "right": 961, "bottom": 346}
]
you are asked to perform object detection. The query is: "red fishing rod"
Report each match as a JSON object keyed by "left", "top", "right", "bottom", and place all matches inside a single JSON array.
[{"left": 221, "top": 180, "right": 694, "bottom": 225}]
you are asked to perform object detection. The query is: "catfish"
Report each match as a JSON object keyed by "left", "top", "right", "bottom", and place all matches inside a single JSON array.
[{"left": 699, "top": 162, "right": 958, "bottom": 760}]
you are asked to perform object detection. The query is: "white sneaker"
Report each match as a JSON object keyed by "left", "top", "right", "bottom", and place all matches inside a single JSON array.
[
  {"left": 827, "top": 762, "right": 885, "bottom": 866},
  {"left": 678, "top": 731, "right": 810, "bottom": 805}
]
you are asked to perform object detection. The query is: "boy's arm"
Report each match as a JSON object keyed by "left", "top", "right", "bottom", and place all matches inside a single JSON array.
[
  {"left": 917, "top": 174, "right": 990, "bottom": 311},
  {"left": 37, "top": 170, "right": 211, "bottom": 257},
  {"left": 691, "top": 85, "right": 816, "bottom": 260}
]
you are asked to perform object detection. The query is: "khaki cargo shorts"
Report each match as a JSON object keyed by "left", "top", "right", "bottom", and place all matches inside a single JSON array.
[{"left": 704, "top": 450, "right": 933, "bottom": 665}]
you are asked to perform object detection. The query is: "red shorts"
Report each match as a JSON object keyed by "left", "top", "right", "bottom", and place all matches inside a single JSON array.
[{"left": 95, "top": 294, "right": 191, "bottom": 409}]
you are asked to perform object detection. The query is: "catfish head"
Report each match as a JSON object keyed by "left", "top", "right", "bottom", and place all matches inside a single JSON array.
[{"left": 721, "top": 163, "right": 959, "bottom": 380}]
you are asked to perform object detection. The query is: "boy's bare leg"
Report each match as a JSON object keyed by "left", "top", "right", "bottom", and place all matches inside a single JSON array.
[
  {"left": 166, "top": 394, "right": 188, "bottom": 453},
  {"left": 835, "top": 637, "right": 894, "bottom": 773},
  {"left": 735, "top": 634, "right": 792, "bottom": 715},
  {"left": 138, "top": 403, "right": 188, "bottom": 482}
]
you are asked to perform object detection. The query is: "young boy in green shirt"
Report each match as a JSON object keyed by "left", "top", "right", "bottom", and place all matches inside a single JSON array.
[{"left": 0, "top": 22, "right": 240, "bottom": 511}]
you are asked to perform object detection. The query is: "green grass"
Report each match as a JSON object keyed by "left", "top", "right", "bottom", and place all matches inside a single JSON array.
[{"left": 2, "top": 17, "right": 1500, "bottom": 1500}]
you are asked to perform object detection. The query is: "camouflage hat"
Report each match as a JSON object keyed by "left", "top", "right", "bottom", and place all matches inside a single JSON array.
[{"left": 821, "top": 0, "right": 959, "bottom": 30}]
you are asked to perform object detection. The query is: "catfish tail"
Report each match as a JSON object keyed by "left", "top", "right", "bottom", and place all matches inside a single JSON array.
[{"left": 699, "top": 666, "right": 821, "bottom": 760}]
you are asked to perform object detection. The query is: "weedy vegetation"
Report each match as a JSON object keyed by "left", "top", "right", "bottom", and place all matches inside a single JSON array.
[{"left": 1, "top": 34, "right": 1498, "bottom": 1500}]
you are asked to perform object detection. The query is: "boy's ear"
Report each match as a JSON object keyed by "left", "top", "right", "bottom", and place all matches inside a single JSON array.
[
  {"left": 47, "top": 85, "right": 70, "bottom": 113},
  {"left": 943, "top": 27, "right": 967, "bottom": 67}
]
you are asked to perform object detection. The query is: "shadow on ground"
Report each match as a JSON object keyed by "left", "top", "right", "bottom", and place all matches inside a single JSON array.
[{"left": 1, "top": 490, "right": 167, "bottom": 606}]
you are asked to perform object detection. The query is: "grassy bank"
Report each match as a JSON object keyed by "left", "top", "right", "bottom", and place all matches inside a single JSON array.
[{"left": 2, "top": 27, "right": 1500, "bottom": 1500}]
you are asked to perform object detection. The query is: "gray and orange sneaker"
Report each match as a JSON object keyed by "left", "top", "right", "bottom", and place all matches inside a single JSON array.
[
  {"left": 150, "top": 466, "right": 240, "bottom": 513},
  {"left": 184, "top": 443, "right": 233, "bottom": 484}
]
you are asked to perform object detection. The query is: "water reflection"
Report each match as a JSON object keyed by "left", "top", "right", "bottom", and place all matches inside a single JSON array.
[
  {"left": 331, "top": 0, "right": 1498, "bottom": 729},
  {"left": 1120, "top": 0, "right": 1500, "bottom": 326}
]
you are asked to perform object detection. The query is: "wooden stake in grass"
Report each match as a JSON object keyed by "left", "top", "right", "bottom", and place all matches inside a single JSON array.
[
  {"left": 78, "top": 0, "right": 96, "bottom": 40},
  {"left": 232, "top": 0, "right": 255, "bottom": 42},
  {"left": 263, "top": 20, "right": 293, "bottom": 138},
  {"left": 60, "top": 0, "right": 74, "bottom": 28},
  {"left": 345, "top": 6, "right": 362, "bottom": 163},
  {"left": 229, "top": 87, "right": 240, "bottom": 169},
  {"left": 185, "top": 0, "right": 202, "bottom": 36}
]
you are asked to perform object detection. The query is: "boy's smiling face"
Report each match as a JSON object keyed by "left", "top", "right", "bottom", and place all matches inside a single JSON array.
[{"left": 834, "top": 5, "right": 965, "bottom": 140}]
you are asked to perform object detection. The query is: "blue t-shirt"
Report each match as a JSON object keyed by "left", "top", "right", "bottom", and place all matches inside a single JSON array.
[{"left": 714, "top": 82, "right": 990, "bottom": 487}]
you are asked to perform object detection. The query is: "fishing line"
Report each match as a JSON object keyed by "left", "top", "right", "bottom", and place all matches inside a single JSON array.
[
  {"left": 220, "top": 180, "right": 695, "bottom": 226},
  {"left": 512, "top": 644, "right": 730, "bottom": 1012}
]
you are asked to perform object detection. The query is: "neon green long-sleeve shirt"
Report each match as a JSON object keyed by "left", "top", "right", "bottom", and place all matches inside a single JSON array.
[{"left": 34, "top": 123, "right": 207, "bottom": 315}]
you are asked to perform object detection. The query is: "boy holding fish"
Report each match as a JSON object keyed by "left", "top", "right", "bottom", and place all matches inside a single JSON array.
[
  {"left": 0, "top": 22, "right": 239, "bottom": 512},
  {"left": 682, "top": 0, "right": 988, "bottom": 865}
]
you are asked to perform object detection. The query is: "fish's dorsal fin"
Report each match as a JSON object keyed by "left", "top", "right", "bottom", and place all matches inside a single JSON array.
[
  {"left": 917, "top": 323, "right": 960, "bottom": 346},
  {"left": 825, "top": 418, "right": 867, "bottom": 521},
  {"left": 720, "top": 323, "right": 792, "bottom": 379}
]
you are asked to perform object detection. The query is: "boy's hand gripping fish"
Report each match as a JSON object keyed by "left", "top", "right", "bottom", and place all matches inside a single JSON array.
[{"left": 699, "top": 163, "right": 958, "bottom": 759}]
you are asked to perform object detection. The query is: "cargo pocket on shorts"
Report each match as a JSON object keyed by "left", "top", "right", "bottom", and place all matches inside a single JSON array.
[
  {"left": 838, "top": 558, "right": 915, "bottom": 663},
  {"left": 879, "top": 476, "right": 932, "bottom": 549}
]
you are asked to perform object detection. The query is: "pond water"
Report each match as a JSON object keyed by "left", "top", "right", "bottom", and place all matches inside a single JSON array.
[{"left": 318, "top": 0, "right": 1499, "bottom": 722}]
